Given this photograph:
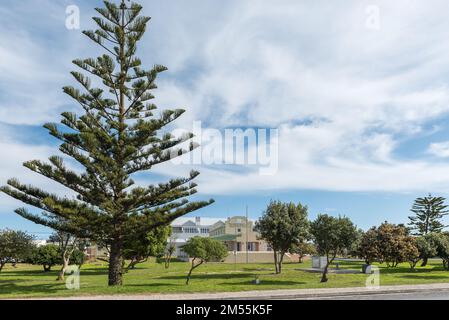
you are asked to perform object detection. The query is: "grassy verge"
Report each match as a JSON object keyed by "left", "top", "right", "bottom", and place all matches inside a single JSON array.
[{"left": 1, "top": 259, "right": 448, "bottom": 299}]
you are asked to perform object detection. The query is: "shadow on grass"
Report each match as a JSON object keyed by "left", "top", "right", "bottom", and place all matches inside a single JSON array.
[
  {"left": 379, "top": 267, "right": 447, "bottom": 274},
  {"left": 124, "top": 283, "right": 179, "bottom": 288},
  {"left": 241, "top": 267, "right": 274, "bottom": 272},
  {"left": 218, "top": 280, "right": 306, "bottom": 286},
  {"left": 159, "top": 273, "right": 253, "bottom": 281},
  {"left": 399, "top": 275, "right": 449, "bottom": 280},
  {"left": 2, "top": 268, "right": 109, "bottom": 277},
  {"left": 0, "top": 281, "right": 66, "bottom": 296}
]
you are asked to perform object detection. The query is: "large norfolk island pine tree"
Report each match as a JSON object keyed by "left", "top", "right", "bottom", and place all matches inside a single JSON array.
[
  {"left": 408, "top": 194, "right": 449, "bottom": 235},
  {"left": 0, "top": 0, "right": 213, "bottom": 286}
]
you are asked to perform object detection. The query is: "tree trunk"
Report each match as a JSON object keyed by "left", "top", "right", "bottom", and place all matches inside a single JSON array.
[
  {"left": 108, "top": 241, "right": 124, "bottom": 286},
  {"left": 0, "top": 262, "right": 5, "bottom": 272},
  {"left": 273, "top": 251, "right": 279, "bottom": 274},
  {"left": 57, "top": 257, "right": 69, "bottom": 281},
  {"left": 421, "top": 257, "right": 428, "bottom": 267},
  {"left": 43, "top": 265, "right": 51, "bottom": 272},
  {"left": 127, "top": 258, "right": 138, "bottom": 271},
  {"left": 186, "top": 259, "right": 202, "bottom": 285},
  {"left": 165, "top": 255, "right": 172, "bottom": 269},
  {"left": 277, "top": 252, "right": 284, "bottom": 274},
  {"left": 321, "top": 263, "right": 329, "bottom": 283}
]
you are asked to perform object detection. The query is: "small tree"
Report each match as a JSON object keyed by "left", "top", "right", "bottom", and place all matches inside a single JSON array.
[
  {"left": 182, "top": 237, "right": 228, "bottom": 285},
  {"left": 377, "top": 222, "right": 412, "bottom": 267},
  {"left": 403, "top": 237, "right": 420, "bottom": 270},
  {"left": 0, "top": 229, "right": 35, "bottom": 272},
  {"left": 290, "top": 242, "right": 316, "bottom": 263},
  {"left": 49, "top": 231, "right": 80, "bottom": 281},
  {"left": 357, "top": 227, "right": 380, "bottom": 265},
  {"left": 310, "top": 214, "right": 358, "bottom": 283},
  {"left": 164, "top": 235, "right": 177, "bottom": 269},
  {"left": 71, "top": 248, "right": 87, "bottom": 269},
  {"left": 124, "top": 225, "right": 171, "bottom": 270},
  {"left": 255, "top": 201, "right": 309, "bottom": 274},
  {"left": 32, "top": 244, "right": 61, "bottom": 272},
  {"left": 415, "top": 234, "right": 439, "bottom": 266},
  {"left": 409, "top": 194, "right": 449, "bottom": 266},
  {"left": 430, "top": 233, "right": 449, "bottom": 270}
]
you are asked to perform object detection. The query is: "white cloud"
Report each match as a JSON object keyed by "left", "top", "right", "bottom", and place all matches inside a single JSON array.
[
  {"left": 429, "top": 141, "right": 449, "bottom": 158},
  {"left": 3, "top": 0, "right": 449, "bottom": 197}
]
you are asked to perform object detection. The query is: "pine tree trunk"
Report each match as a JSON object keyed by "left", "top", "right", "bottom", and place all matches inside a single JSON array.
[{"left": 108, "top": 241, "right": 124, "bottom": 286}]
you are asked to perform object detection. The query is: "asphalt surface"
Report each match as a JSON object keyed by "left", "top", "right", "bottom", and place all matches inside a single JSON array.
[
  {"left": 21, "top": 283, "right": 449, "bottom": 300},
  {"left": 297, "top": 290, "right": 449, "bottom": 300}
]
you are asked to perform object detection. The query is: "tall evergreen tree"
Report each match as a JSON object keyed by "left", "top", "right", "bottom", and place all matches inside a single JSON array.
[
  {"left": 0, "top": 0, "right": 213, "bottom": 286},
  {"left": 409, "top": 194, "right": 448, "bottom": 235},
  {"left": 408, "top": 194, "right": 448, "bottom": 266}
]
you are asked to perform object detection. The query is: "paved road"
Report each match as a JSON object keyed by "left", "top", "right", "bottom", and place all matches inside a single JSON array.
[
  {"left": 297, "top": 290, "right": 449, "bottom": 300},
  {"left": 20, "top": 283, "right": 449, "bottom": 300}
]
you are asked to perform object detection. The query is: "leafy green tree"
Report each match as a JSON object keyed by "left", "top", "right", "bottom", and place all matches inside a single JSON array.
[
  {"left": 310, "top": 214, "right": 358, "bottom": 283},
  {"left": 255, "top": 201, "right": 309, "bottom": 274},
  {"left": 428, "top": 233, "right": 449, "bottom": 270},
  {"left": 0, "top": 0, "right": 213, "bottom": 286},
  {"left": 376, "top": 222, "right": 415, "bottom": 267},
  {"left": 357, "top": 227, "right": 380, "bottom": 265},
  {"left": 289, "top": 242, "right": 316, "bottom": 263},
  {"left": 0, "top": 229, "right": 35, "bottom": 272},
  {"left": 408, "top": 194, "right": 449, "bottom": 266},
  {"left": 416, "top": 234, "right": 439, "bottom": 265},
  {"left": 403, "top": 237, "right": 420, "bottom": 270},
  {"left": 124, "top": 225, "right": 171, "bottom": 270},
  {"left": 164, "top": 235, "right": 177, "bottom": 269},
  {"left": 31, "top": 244, "right": 61, "bottom": 272},
  {"left": 182, "top": 237, "right": 228, "bottom": 285},
  {"left": 49, "top": 231, "right": 81, "bottom": 281},
  {"left": 70, "top": 248, "right": 87, "bottom": 269}
]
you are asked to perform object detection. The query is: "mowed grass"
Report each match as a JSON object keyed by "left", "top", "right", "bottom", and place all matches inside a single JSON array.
[{"left": 1, "top": 259, "right": 449, "bottom": 299}]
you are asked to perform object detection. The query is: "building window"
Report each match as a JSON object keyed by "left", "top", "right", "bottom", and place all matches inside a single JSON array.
[{"left": 172, "top": 227, "right": 182, "bottom": 234}]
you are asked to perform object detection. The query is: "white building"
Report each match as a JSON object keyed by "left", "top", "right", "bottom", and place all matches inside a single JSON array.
[
  {"left": 32, "top": 240, "right": 47, "bottom": 247},
  {"left": 169, "top": 217, "right": 223, "bottom": 260}
]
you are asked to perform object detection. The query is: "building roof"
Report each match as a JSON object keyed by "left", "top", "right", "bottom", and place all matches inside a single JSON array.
[{"left": 171, "top": 217, "right": 225, "bottom": 227}]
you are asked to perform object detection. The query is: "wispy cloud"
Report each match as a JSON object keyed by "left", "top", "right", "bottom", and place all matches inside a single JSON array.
[{"left": 2, "top": 0, "right": 449, "bottom": 198}]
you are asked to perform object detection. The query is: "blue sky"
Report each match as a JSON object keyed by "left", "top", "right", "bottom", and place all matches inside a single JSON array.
[{"left": 2, "top": 0, "right": 449, "bottom": 238}]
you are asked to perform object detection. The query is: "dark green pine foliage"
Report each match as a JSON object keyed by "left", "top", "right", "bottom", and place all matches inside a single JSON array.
[
  {"left": 0, "top": 0, "right": 213, "bottom": 286},
  {"left": 409, "top": 194, "right": 449, "bottom": 235}
]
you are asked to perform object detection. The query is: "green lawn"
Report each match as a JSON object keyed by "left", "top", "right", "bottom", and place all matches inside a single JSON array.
[{"left": 1, "top": 259, "right": 449, "bottom": 299}]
